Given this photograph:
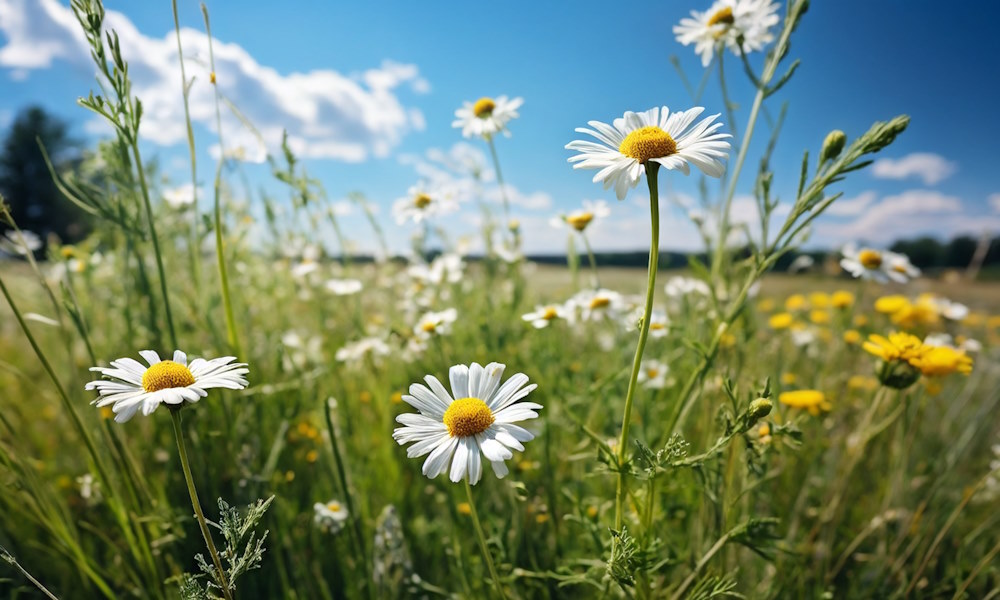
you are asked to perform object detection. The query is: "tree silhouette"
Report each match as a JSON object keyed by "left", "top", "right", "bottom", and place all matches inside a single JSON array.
[{"left": 0, "top": 105, "right": 90, "bottom": 247}]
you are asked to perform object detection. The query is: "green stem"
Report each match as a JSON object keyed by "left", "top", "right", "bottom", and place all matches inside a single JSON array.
[
  {"left": 464, "top": 480, "right": 509, "bottom": 600},
  {"left": 202, "top": 6, "right": 241, "bottom": 357},
  {"left": 1, "top": 545, "right": 60, "bottom": 600},
  {"left": 579, "top": 231, "right": 600, "bottom": 289},
  {"left": 486, "top": 136, "right": 512, "bottom": 234},
  {"left": 131, "top": 143, "right": 179, "bottom": 350},
  {"left": 170, "top": 409, "right": 233, "bottom": 600},
  {"left": 613, "top": 163, "right": 660, "bottom": 549}
]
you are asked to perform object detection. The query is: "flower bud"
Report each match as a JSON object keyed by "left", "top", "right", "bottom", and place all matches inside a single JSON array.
[
  {"left": 876, "top": 359, "right": 920, "bottom": 390},
  {"left": 820, "top": 130, "right": 846, "bottom": 163},
  {"left": 747, "top": 397, "right": 773, "bottom": 426}
]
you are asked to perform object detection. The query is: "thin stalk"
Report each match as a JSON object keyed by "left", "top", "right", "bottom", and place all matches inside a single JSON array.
[
  {"left": 1, "top": 545, "right": 60, "bottom": 600},
  {"left": 613, "top": 163, "right": 660, "bottom": 550},
  {"left": 202, "top": 5, "right": 241, "bottom": 357},
  {"left": 131, "top": 142, "right": 179, "bottom": 349},
  {"left": 670, "top": 530, "right": 731, "bottom": 600},
  {"left": 323, "top": 399, "right": 372, "bottom": 599},
  {"left": 579, "top": 230, "right": 600, "bottom": 289},
  {"left": 464, "top": 480, "right": 509, "bottom": 600},
  {"left": 169, "top": 409, "right": 233, "bottom": 600},
  {"left": 171, "top": 0, "right": 203, "bottom": 294},
  {"left": 486, "top": 136, "right": 512, "bottom": 231}
]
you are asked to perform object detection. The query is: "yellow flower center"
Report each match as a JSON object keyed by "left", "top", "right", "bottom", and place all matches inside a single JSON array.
[
  {"left": 646, "top": 368, "right": 660, "bottom": 379},
  {"left": 893, "top": 264, "right": 908, "bottom": 273},
  {"left": 858, "top": 249, "right": 883, "bottom": 269},
  {"left": 443, "top": 397, "right": 495, "bottom": 437},
  {"left": 542, "top": 307, "right": 558, "bottom": 320},
  {"left": 707, "top": 6, "right": 735, "bottom": 27},
  {"left": 142, "top": 360, "right": 195, "bottom": 393},
  {"left": 566, "top": 212, "right": 595, "bottom": 232},
  {"left": 589, "top": 296, "right": 611, "bottom": 310},
  {"left": 326, "top": 501, "right": 342, "bottom": 512},
  {"left": 650, "top": 322, "right": 666, "bottom": 330},
  {"left": 421, "top": 321, "right": 437, "bottom": 333},
  {"left": 473, "top": 97, "right": 496, "bottom": 118},
  {"left": 618, "top": 126, "right": 677, "bottom": 163},
  {"left": 414, "top": 193, "right": 432, "bottom": 209}
]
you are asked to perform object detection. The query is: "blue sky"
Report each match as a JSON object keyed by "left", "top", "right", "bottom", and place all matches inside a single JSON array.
[{"left": 1, "top": 0, "right": 998, "bottom": 254}]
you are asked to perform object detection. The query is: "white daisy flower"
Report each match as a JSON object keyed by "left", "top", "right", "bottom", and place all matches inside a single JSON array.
[
  {"left": 392, "top": 362, "right": 541, "bottom": 484},
  {"left": 0, "top": 229, "right": 42, "bottom": 256},
  {"left": 570, "top": 288, "right": 624, "bottom": 322},
  {"left": 414, "top": 308, "right": 458, "bottom": 340},
  {"left": 521, "top": 304, "right": 571, "bottom": 329},
  {"left": 673, "top": 0, "right": 781, "bottom": 67},
  {"left": 408, "top": 253, "right": 466, "bottom": 285},
  {"left": 664, "top": 276, "right": 712, "bottom": 298},
  {"left": 163, "top": 183, "right": 197, "bottom": 209},
  {"left": 929, "top": 297, "right": 968, "bottom": 321},
  {"left": 840, "top": 244, "right": 910, "bottom": 284},
  {"left": 624, "top": 307, "right": 670, "bottom": 338},
  {"left": 453, "top": 95, "right": 524, "bottom": 139},
  {"left": 637, "top": 359, "right": 669, "bottom": 389},
  {"left": 326, "top": 278, "right": 363, "bottom": 296},
  {"left": 550, "top": 200, "right": 611, "bottom": 233},
  {"left": 885, "top": 252, "right": 922, "bottom": 283},
  {"left": 335, "top": 337, "right": 391, "bottom": 367},
  {"left": 392, "top": 184, "right": 458, "bottom": 225},
  {"left": 313, "top": 499, "right": 349, "bottom": 534},
  {"left": 85, "top": 350, "right": 249, "bottom": 423},
  {"left": 566, "top": 106, "right": 731, "bottom": 201}
]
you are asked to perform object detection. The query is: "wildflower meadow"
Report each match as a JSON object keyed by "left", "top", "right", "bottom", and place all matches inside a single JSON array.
[{"left": 0, "top": 0, "right": 998, "bottom": 598}]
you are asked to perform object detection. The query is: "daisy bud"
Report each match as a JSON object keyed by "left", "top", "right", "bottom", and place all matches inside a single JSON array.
[
  {"left": 820, "top": 130, "right": 846, "bottom": 163},
  {"left": 875, "top": 359, "right": 921, "bottom": 390},
  {"left": 746, "top": 397, "right": 773, "bottom": 427}
]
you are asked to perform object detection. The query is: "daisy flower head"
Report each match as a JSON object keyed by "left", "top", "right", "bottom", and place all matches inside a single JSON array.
[
  {"left": 624, "top": 307, "right": 670, "bottom": 338},
  {"left": 325, "top": 278, "right": 363, "bottom": 296},
  {"left": 566, "top": 106, "right": 731, "bottom": 200},
  {"left": 335, "top": 336, "right": 391, "bottom": 367},
  {"left": 0, "top": 229, "right": 43, "bottom": 256},
  {"left": 313, "top": 500, "right": 349, "bottom": 534},
  {"left": 570, "top": 288, "right": 624, "bottom": 322},
  {"left": 392, "top": 183, "right": 458, "bottom": 225},
  {"left": 522, "top": 303, "right": 571, "bottom": 329},
  {"left": 86, "top": 350, "right": 249, "bottom": 423},
  {"left": 392, "top": 362, "right": 541, "bottom": 484},
  {"left": 414, "top": 308, "right": 458, "bottom": 339},
  {"left": 840, "top": 244, "right": 917, "bottom": 284},
  {"left": 673, "top": 0, "right": 781, "bottom": 67},
  {"left": 550, "top": 200, "right": 611, "bottom": 233},
  {"left": 453, "top": 95, "right": 523, "bottom": 139},
  {"left": 637, "top": 359, "right": 669, "bottom": 389}
]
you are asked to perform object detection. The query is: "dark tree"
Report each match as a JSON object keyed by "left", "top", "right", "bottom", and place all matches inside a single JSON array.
[{"left": 0, "top": 105, "right": 90, "bottom": 245}]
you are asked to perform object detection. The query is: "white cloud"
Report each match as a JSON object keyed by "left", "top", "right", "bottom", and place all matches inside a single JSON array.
[
  {"left": 989, "top": 193, "right": 1000, "bottom": 213},
  {"left": 871, "top": 152, "right": 957, "bottom": 185},
  {"left": 816, "top": 189, "right": 963, "bottom": 240},
  {"left": 0, "top": 0, "right": 428, "bottom": 162},
  {"left": 825, "top": 190, "right": 878, "bottom": 217}
]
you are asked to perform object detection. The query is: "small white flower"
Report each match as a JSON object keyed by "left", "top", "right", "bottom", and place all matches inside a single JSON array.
[
  {"left": 840, "top": 244, "right": 917, "bottom": 284},
  {"left": 570, "top": 288, "right": 624, "bottom": 322},
  {"left": 393, "top": 183, "right": 458, "bottom": 225},
  {"left": 313, "top": 500, "right": 349, "bottom": 534},
  {"left": 335, "top": 337, "right": 391, "bottom": 367},
  {"left": 664, "top": 276, "right": 712, "bottom": 298},
  {"left": 637, "top": 359, "right": 669, "bottom": 389},
  {"left": 326, "top": 278, "right": 363, "bottom": 296},
  {"left": 392, "top": 362, "right": 540, "bottom": 484},
  {"left": 566, "top": 106, "right": 731, "bottom": 200},
  {"left": 624, "top": 307, "right": 670, "bottom": 338},
  {"left": 673, "top": 0, "right": 781, "bottom": 67},
  {"left": 85, "top": 350, "right": 249, "bottom": 423},
  {"left": 414, "top": 308, "right": 458, "bottom": 340},
  {"left": 0, "top": 229, "right": 42, "bottom": 256},
  {"left": 551, "top": 200, "right": 611, "bottom": 233},
  {"left": 163, "top": 184, "right": 197, "bottom": 209},
  {"left": 453, "top": 96, "right": 523, "bottom": 139},
  {"left": 885, "top": 252, "right": 922, "bottom": 282},
  {"left": 521, "top": 304, "right": 570, "bottom": 329}
]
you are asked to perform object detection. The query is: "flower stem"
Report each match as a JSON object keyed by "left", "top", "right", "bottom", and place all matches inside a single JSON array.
[
  {"left": 463, "top": 479, "right": 508, "bottom": 600},
  {"left": 486, "top": 136, "right": 512, "bottom": 232},
  {"left": 612, "top": 163, "right": 660, "bottom": 551},
  {"left": 169, "top": 409, "right": 233, "bottom": 600},
  {"left": 579, "top": 231, "right": 600, "bottom": 289}
]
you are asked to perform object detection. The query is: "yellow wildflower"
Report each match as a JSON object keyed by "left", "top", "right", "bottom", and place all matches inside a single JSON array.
[
  {"left": 785, "top": 294, "right": 807, "bottom": 311},
  {"left": 831, "top": 290, "right": 855, "bottom": 309},
  {"left": 769, "top": 312, "right": 794, "bottom": 329},
  {"left": 778, "top": 390, "right": 831, "bottom": 416}
]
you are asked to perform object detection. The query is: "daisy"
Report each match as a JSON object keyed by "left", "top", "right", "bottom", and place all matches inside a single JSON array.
[
  {"left": 335, "top": 337, "right": 391, "bottom": 367},
  {"left": 885, "top": 251, "right": 921, "bottom": 282},
  {"left": 522, "top": 303, "right": 570, "bottom": 329},
  {"left": 325, "top": 278, "right": 363, "bottom": 296},
  {"left": 570, "top": 288, "right": 624, "bottom": 322},
  {"left": 0, "top": 229, "right": 42, "bottom": 256},
  {"left": 453, "top": 95, "right": 524, "bottom": 139},
  {"left": 664, "top": 276, "right": 712, "bottom": 298},
  {"left": 624, "top": 307, "right": 670, "bottom": 338},
  {"left": 85, "top": 350, "right": 249, "bottom": 423},
  {"left": 673, "top": 0, "right": 781, "bottom": 67},
  {"left": 163, "top": 183, "right": 197, "bottom": 209},
  {"left": 414, "top": 308, "right": 458, "bottom": 339},
  {"left": 840, "top": 244, "right": 917, "bottom": 284},
  {"left": 313, "top": 499, "right": 349, "bottom": 534},
  {"left": 550, "top": 200, "right": 611, "bottom": 233},
  {"left": 566, "top": 106, "right": 731, "bottom": 200},
  {"left": 392, "top": 184, "right": 458, "bottom": 225},
  {"left": 392, "top": 362, "right": 540, "bottom": 484},
  {"left": 637, "top": 359, "right": 669, "bottom": 389}
]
